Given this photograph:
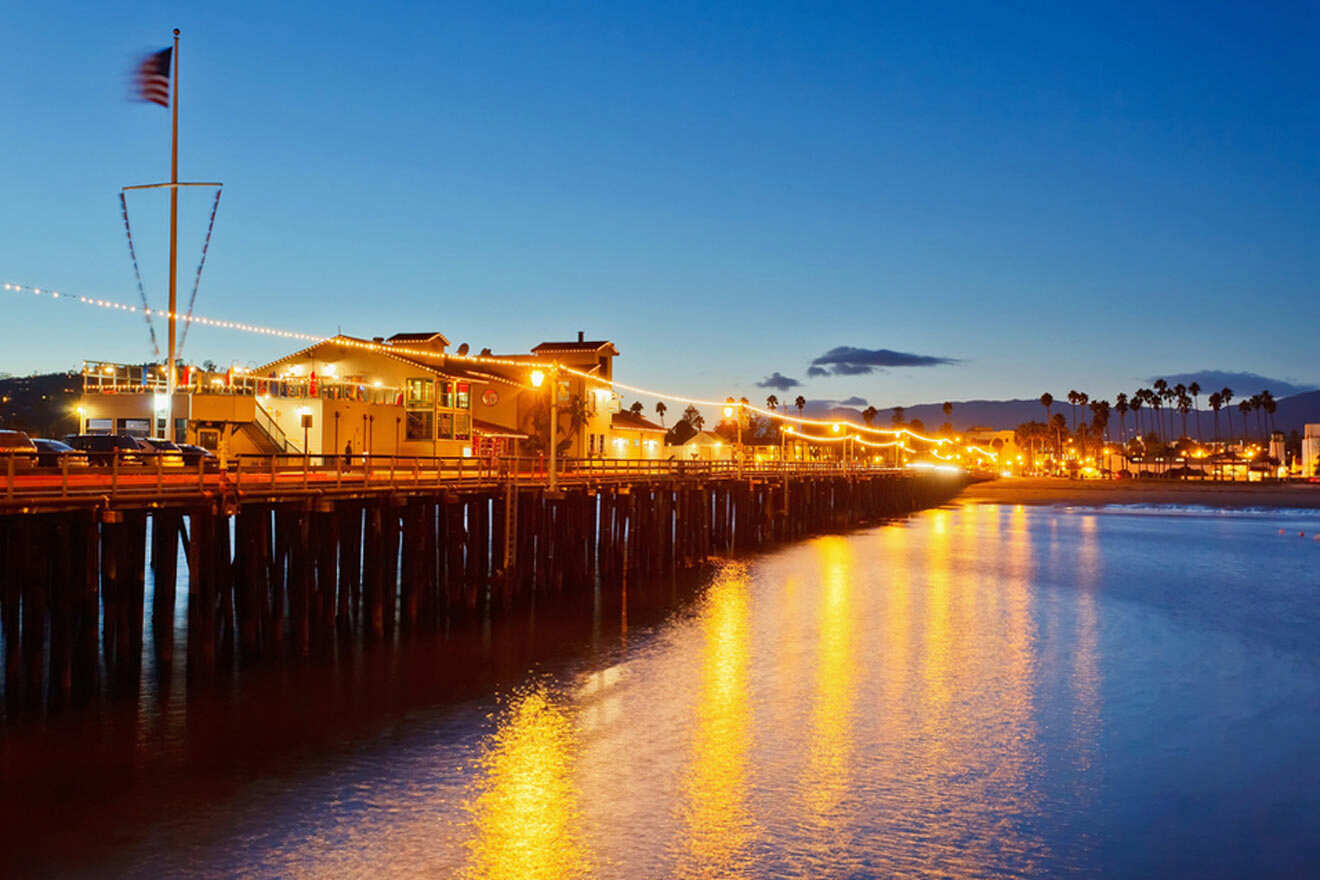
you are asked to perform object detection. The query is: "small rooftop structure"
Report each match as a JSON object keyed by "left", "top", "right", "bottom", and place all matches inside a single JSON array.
[{"left": 531, "top": 330, "right": 619, "bottom": 357}]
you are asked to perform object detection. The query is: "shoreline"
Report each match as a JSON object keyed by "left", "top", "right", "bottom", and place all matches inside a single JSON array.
[{"left": 957, "top": 477, "right": 1320, "bottom": 510}]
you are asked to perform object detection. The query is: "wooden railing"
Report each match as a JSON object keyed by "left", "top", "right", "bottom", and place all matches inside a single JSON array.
[{"left": 0, "top": 451, "right": 920, "bottom": 506}]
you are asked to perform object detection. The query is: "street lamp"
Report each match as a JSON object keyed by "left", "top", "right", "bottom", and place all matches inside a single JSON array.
[
  {"left": 298, "top": 407, "right": 313, "bottom": 468},
  {"left": 530, "top": 367, "right": 559, "bottom": 491}
]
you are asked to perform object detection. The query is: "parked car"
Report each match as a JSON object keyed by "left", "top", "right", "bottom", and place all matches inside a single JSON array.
[
  {"left": 139, "top": 437, "right": 187, "bottom": 467},
  {"left": 63, "top": 434, "right": 149, "bottom": 466},
  {"left": 0, "top": 428, "right": 39, "bottom": 469},
  {"left": 176, "top": 443, "right": 220, "bottom": 470},
  {"left": 31, "top": 438, "right": 90, "bottom": 468}
]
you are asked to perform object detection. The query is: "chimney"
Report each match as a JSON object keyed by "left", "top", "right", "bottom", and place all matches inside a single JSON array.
[{"left": 577, "top": 330, "right": 584, "bottom": 343}]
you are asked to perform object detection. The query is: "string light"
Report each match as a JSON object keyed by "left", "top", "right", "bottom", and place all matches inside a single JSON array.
[{"left": 6, "top": 277, "right": 961, "bottom": 447}]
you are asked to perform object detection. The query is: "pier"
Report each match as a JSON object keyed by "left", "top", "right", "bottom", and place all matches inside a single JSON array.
[{"left": 0, "top": 457, "right": 969, "bottom": 714}]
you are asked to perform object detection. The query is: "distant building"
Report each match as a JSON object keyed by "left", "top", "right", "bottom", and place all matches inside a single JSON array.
[
  {"left": 1304, "top": 424, "right": 1320, "bottom": 477},
  {"left": 666, "top": 430, "right": 733, "bottom": 461}
]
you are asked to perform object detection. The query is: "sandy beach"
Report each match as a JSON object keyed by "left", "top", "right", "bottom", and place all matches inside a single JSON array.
[{"left": 958, "top": 476, "right": 1320, "bottom": 509}]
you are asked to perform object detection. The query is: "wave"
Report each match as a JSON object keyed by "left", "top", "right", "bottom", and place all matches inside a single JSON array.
[{"left": 1059, "top": 503, "right": 1320, "bottom": 522}]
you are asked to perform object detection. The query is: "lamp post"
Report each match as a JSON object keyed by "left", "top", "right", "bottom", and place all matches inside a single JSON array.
[
  {"left": 299, "top": 408, "right": 313, "bottom": 469},
  {"left": 723, "top": 400, "right": 744, "bottom": 478},
  {"left": 531, "top": 366, "right": 560, "bottom": 492}
]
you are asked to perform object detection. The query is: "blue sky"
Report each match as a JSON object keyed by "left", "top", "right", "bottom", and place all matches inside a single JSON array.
[{"left": 2, "top": 0, "right": 1317, "bottom": 410}]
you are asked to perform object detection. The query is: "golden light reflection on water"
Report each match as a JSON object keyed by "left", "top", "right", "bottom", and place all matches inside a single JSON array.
[
  {"left": 801, "top": 537, "right": 857, "bottom": 823},
  {"left": 464, "top": 687, "right": 589, "bottom": 880},
  {"left": 676, "top": 562, "right": 756, "bottom": 878}
]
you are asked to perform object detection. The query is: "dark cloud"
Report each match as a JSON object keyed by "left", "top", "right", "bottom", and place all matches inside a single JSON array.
[
  {"left": 810, "top": 345, "right": 960, "bottom": 376},
  {"left": 755, "top": 371, "right": 801, "bottom": 391},
  {"left": 838, "top": 396, "right": 868, "bottom": 407},
  {"left": 1146, "top": 371, "right": 1317, "bottom": 399}
]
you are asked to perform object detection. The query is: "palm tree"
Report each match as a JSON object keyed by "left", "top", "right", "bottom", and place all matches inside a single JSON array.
[
  {"left": 629, "top": 401, "right": 644, "bottom": 416},
  {"left": 861, "top": 405, "right": 878, "bottom": 427},
  {"left": 1176, "top": 392, "right": 1191, "bottom": 439},
  {"left": 794, "top": 395, "right": 806, "bottom": 416},
  {"left": 1129, "top": 394, "right": 1143, "bottom": 437},
  {"left": 1115, "top": 392, "right": 1129, "bottom": 441},
  {"left": 1208, "top": 391, "right": 1222, "bottom": 441},
  {"left": 891, "top": 406, "right": 905, "bottom": 425},
  {"left": 1261, "top": 390, "right": 1277, "bottom": 435},
  {"left": 1050, "top": 412, "right": 1067, "bottom": 458},
  {"left": 1149, "top": 393, "right": 1163, "bottom": 440},
  {"left": 655, "top": 401, "right": 668, "bottom": 426},
  {"left": 1067, "top": 390, "right": 1080, "bottom": 430},
  {"left": 1189, "top": 381, "right": 1202, "bottom": 438},
  {"left": 765, "top": 395, "right": 778, "bottom": 412},
  {"left": 942, "top": 401, "right": 953, "bottom": 425},
  {"left": 1040, "top": 392, "right": 1054, "bottom": 424},
  {"left": 1220, "top": 387, "right": 1233, "bottom": 441},
  {"left": 1238, "top": 399, "right": 1252, "bottom": 443}
]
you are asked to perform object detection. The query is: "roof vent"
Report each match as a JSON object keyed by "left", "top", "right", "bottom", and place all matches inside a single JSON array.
[{"left": 577, "top": 330, "right": 584, "bottom": 343}]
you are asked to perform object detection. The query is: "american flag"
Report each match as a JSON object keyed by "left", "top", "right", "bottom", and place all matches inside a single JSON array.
[{"left": 136, "top": 47, "right": 171, "bottom": 107}]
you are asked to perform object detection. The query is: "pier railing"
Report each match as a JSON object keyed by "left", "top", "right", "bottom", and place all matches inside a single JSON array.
[{"left": 0, "top": 450, "right": 914, "bottom": 508}]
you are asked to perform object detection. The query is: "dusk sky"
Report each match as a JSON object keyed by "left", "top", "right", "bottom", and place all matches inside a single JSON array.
[{"left": 3, "top": 0, "right": 1317, "bottom": 410}]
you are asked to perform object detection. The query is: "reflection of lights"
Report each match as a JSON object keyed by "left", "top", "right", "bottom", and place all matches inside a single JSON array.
[
  {"left": 464, "top": 688, "right": 588, "bottom": 879},
  {"left": 678, "top": 563, "right": 755, "bottom": 875}
]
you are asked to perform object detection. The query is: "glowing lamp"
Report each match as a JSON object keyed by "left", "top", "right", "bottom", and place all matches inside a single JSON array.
[
  {"left": 530, "top": 370, "right": 546, "bottom": 388},
  {"left": 723, "top": 406, "right": 734, "bottom": 418}
]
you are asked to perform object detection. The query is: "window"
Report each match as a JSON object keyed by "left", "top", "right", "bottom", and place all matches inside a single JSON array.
[
  {"left": 406, "top": 377, "right": 434, "bottom": 408},
  {"left": 406, "top": 410, "right": 433, "bottom": 441},
  {"left": 456, "top": 382, "right": 471, "bottom": 410},
  {"left": 438, "top": 412, "right": 454, "bottom": 439},
  {"left": 438, "top": 381, "right": 454, "bottom": 408},
  {"left": 455, "top": 413, "right": 471, "bottom": 441}
]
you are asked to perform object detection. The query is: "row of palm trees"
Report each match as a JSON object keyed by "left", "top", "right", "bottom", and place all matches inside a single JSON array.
[{"left": 1040, "top": 382, "right": 1278, "bottom": 446}]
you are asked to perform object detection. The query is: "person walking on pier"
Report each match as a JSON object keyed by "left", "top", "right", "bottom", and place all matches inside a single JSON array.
[{"left": 344, "top": 440, "right": 353, "bottom": 470}]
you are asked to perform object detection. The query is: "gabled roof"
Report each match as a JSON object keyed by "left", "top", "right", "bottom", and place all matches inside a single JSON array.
[
  {"left": 386, "top": 331, "right": 449, "bottom": 346},
  {"left": 611, "top": 411, "right": 667, "bottom": 433},
  {"left": 530, "top": 340, "right": 619, "bottom": 356},
  {"left": 673, "top": 430, "right": 724, "bottom": 446}
]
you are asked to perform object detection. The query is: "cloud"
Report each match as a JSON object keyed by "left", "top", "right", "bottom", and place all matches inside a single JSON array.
[
  {"left": 810, "top": 345, "right": 960, "bottom": 376},
  {"left": 755, "top": 371, "right": 801, "bottom": 391},
  {"left": 838, "top": 396, "right": 868, "bottom": 407},
  {"left": 1146, "top": 371, "right": 1318, "bottom": 398}
]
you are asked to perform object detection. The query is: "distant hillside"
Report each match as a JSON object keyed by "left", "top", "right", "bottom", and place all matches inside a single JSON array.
[
  {"left": 0, "top": 372, "right": 80, "bottom": 438},
  {"left": 1274, "top": 390, "right": 1320, "bottom": 433},
  {"left": 798, "top": 392, "right": 1320, "bottom": 434}
]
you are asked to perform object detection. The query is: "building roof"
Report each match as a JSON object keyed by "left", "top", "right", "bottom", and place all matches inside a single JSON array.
[
  {"left": 252, "top": 335, "right": 503, "bottom": 385},
  {"left": 530, "top": 340, "right": 619, "bottom": 356},
  {"left": 611, "top": 411, "right": 667, "bottom": 433},
  {"left": 386, "top": 331, "right": 449, "bottom": 346},
  {"left": 671, "top": 430, "right": 723, "bottom": 446}
]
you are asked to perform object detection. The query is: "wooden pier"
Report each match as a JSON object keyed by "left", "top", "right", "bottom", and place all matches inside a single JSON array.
[{"left": 0, "top": 460, "right": 969, "bottom": 714}]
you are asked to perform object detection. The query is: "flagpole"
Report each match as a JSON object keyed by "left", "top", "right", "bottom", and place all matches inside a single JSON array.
[{"left": 166, "top": 27, "right": 180, "bottom": 433}]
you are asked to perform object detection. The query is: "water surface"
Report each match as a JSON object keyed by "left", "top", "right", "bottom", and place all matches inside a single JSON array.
[{"left": 4, "top": 502, "right": 1319, "bottom": 877}]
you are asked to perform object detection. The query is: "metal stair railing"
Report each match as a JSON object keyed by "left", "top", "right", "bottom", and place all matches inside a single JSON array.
[{"left": 253, "top": 399, "right": 301, "bottom": 455}]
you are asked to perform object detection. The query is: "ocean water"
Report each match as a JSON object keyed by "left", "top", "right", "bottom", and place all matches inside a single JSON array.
[{"left": 3, "top": 502, "right": 1319, "bottom": 877}]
